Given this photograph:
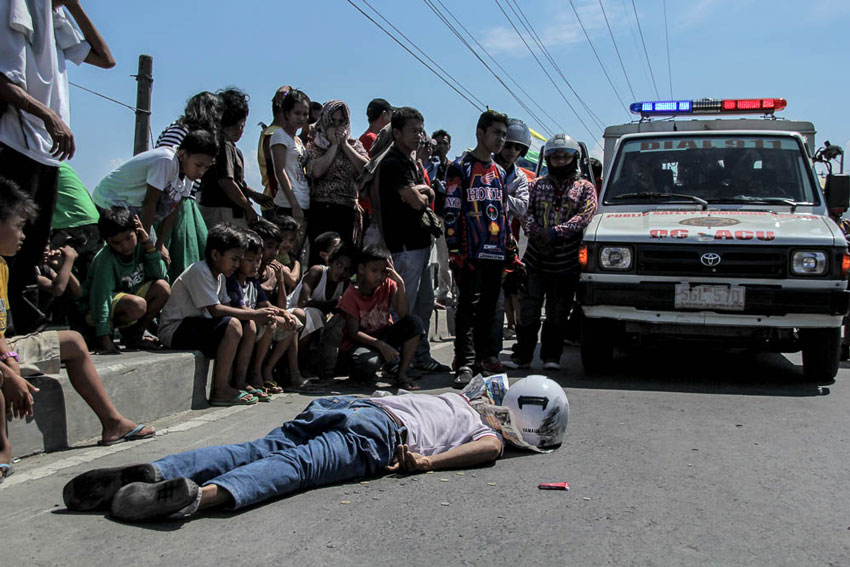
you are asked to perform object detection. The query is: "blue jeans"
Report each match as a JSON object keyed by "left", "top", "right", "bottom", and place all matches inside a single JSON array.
[
  {"left": 153, "top": 397, "right": 399, "bottom": 509},
  {"left": 391, "top": 246, "right": 434, "bottom": 362}
]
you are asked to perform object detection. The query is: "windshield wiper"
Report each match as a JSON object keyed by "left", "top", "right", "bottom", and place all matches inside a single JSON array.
[
  {"left": 717, "top": 196, "right": 814, "bottom": 213},
  {"left": 610, "top": 192, "right": 708, "bottom": 210}
]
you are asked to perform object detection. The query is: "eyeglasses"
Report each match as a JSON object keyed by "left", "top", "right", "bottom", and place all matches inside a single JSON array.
[{"left": 503, "top": 142, "right": 526, "bottom": 151}]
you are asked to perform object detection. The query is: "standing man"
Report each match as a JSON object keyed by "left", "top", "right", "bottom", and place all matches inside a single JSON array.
[
  {"left": 444, "top": 110, "right": 512, "bottom": 386},
  {"left": 512, "top": 133, "right": 597, "bottom": 370},
  {"left": 427, "top": 129, "right": 453, "bottom": 308},
  {"left": 491, "top": 119, "right": 530, "bottom": 361},
  {"left": 358, "top": 98, "right": 393, "bottom": 156},
  {"left": 0, "top": 0, "right": 115, "bottom": 334},
  {"left": 378, "top": 107, "right": 450, "bottom": 374}
]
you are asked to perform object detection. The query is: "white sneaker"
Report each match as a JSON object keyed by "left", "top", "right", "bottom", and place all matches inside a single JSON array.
[{"left": 542, "top": 361, "right": 561, "bottom": 371}]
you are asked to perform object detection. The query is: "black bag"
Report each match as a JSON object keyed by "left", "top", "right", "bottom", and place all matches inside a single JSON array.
[{"left": 419, "top": 206, "right": 443, "bottom": 238}]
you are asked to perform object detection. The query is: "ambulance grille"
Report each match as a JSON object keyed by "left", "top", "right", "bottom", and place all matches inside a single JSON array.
[{"left": 637, "top": 245, "right": 787, "bottom": 277}]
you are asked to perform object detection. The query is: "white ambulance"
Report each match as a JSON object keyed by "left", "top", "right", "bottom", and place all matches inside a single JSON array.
[{"left": 579, "top": 98, "right": 850, "bottom": 380}]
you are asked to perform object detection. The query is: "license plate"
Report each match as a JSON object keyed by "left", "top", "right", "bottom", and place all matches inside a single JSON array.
[{"left": 674, "top": 284, "right": 745, "bottom": 311}]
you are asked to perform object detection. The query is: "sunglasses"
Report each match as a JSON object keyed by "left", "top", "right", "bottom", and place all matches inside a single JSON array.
[{"left": 503, "top": 142, "right": 526, "bottom": 151}]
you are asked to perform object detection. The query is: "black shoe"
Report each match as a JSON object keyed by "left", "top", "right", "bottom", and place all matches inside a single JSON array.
[
  {"left": 63, "top": 464, "right": 160, "bottom": 511},
  {"left": 452, "top": 366, "right": 473, "bottom": 389},
  {"left": 841, "top": 344, "right": 850, "bottom": 362},
  {"left": 110, "top": 478, "right": 201, "bottom": 522}
]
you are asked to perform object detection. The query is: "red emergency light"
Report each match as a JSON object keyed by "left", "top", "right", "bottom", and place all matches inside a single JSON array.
[{"left": 631, "top": 98, "right": 787, "bottom": 116}]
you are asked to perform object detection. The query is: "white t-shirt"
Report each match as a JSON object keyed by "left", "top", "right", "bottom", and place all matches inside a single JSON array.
[
  {"left": 371, "top": 393, "right": 501, "bottom": 456},
  {"left": 158, "top": 261, "right": 229, "bottom": 347},
  {"left": 91, "top": 147, "right": 192, "bottom": 221},
  {"left": 269, "top": 128, "right": 310, "bottom": 209},
  {"left": 0, "top": 2, "right": 91, "bottom": 166}
]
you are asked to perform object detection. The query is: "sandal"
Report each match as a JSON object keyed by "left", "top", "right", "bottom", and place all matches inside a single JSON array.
[
  {"left": 244, "top": 387, "right": 271, "bottom": 402},
  {"left": 396, "top": 379, "right": 421, "bottom": 391},
  {"left": 209, "top": 391, "right": 257, "bottom": 406},
  {"left": 263, "top": 381, "right": 284, "bottom": 394}
]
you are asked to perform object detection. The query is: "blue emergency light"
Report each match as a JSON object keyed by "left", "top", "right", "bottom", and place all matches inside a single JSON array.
[{"left": 630, "top": 98, "right": 787, "bottom": 116}]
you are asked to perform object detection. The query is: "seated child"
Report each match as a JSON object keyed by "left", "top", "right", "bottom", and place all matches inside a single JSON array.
[
  {"left": 307, "top": 230, "right": 341, "bottom": 269},
  {"left": 80, "top": 208, "right": 170, "bottom": 353},
  {"left": 91, "top": 130, "right": 218, "bottom": 265},
  {"left": 36, "top": 242, "right": 83, "bottom": 326},
  {"left": 338, "top": 245, "right": 424, "bottom": 390},
  {"left": 225, "top": 230, "right": 300, "bottom": 399},
  {"left": 0, "top": 179, "right": 154, "bottom": 473},
  {"left": 292, "top": 242, "right": 355, "bottom": 378},
  {"left": 158, "top": 224, "right": 278, "bottom": 406},
  {"left": 255, "top": 217, "right": 300, "bottom": 309}
]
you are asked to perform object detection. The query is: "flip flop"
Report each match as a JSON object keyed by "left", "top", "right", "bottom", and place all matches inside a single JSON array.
[
  {"left": 0, "top": 463, "right": 14, "bottom": 485},
  {"left": 396, "top": 380, "right": 421, "bottom": 391},
  {"left": 244, "top": 387, "right": 271, "bottom": 402},
  {"left": 98, "top": 424, "right": 155, "bottom": 446},
  {"left": 209, "top": 391, "right": 257, "bottom": 407},
  {"left": 263, "top": 381, "right": 284, "bottom": 394}
]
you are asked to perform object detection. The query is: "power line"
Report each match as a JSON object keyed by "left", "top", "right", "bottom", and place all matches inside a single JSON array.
[
  {"left": 69, "top": 80, "right": 154, "bottom": 148},
  {"left": 598, "top": 0, "right": 636, "bottom": 101},
  {"left": 493, "top": 0, "right": 601, "bottom": 144},
  {"left": 359, "top": 0, "right": 486, "bottom": 110},
  {"left": 663, "top": 0, "right": 672, "bottom": 98},
  {"left": 428, "top": 0, "right": 562, "bottom": 136},
  {"left": 568, "top": 0, "right": 630, "bottom": 118},
  {"left": 504, "top": 0, "right": 606, "bottom": 132},
  {"left": 345, "top": 0, "right": 483, "bottom": 111},
  {"left": 630, "top": 0, "right": 660, "bottom": 98}
]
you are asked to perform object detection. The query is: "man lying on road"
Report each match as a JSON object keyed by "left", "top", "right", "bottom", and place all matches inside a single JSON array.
[{"left": 63, "top": 376, "right": 567, "bottom": 522}]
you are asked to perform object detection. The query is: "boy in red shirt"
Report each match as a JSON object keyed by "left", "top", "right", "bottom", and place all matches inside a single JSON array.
[{"left": 338, "top": 246, "right": 423, "bottom": 390}]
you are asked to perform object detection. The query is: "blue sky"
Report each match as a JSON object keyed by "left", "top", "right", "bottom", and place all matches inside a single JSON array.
[{"left": 64, "top": 0, "right": 850, "bottom": 191}]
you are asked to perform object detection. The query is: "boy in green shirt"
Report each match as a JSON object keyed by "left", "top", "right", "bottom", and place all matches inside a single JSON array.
[{"left": 80, "top": 208, "right": 170, "bottom": 354}]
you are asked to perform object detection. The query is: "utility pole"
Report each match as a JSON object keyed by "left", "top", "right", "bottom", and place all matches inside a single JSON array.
[{"left": 132, "top": 54, "right": 153, "bottom": 155}]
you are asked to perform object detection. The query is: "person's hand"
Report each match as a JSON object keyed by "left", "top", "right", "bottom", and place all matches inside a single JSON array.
[
  {"left": 59, "top": 245, "right": 78, "bottom": 262},
  {"left": 248, "top": 190, "right": 274, "bottom": 208},
  {"left": 385, "top": 444, "right": 432, "bottom": 473},
  {"left": 326, "top": 127, "right": 338, "bottom": 146},
  {"left": 41, "top": 107, "right": 75, "bottom": 160},
  {"left": 1, "top": 372, "right": 39, "bottom": 419},
  {"left": 273, "top": 313, "right": 296, "bottom": 331},
  {"left": 385, "top": 257, "right": 403, "bottom": 285},
  {"left": 155, "top": 241, "right": 171, "bottom": 267},
  {"left": 292, "top": 204, "right": 305, "bottom": 224},
  {"left": 251, "top": 307, "right": 278, "bottom": 324},
  {"left": 133, "top": 215, "right": 151, "bottom": 246},
  {"left": 376, "top": 340, "right": 399, "bottom": 363},
  {"left": 95, "top": 335, "right": 120, "bottom": 355},
  {"left": 335, "top": 127, "right": 348, "bottom": 144},
  {"left": 43, "top": 247, "right": 63, "bottom": 269}
]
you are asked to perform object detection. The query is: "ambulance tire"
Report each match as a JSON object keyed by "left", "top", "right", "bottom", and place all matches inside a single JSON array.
[
  {"left": 800, "top": 327, "right": 841, "bottom": 382},
  {"left": 580, "top": 315, "right": 614, "bottom": 374}
]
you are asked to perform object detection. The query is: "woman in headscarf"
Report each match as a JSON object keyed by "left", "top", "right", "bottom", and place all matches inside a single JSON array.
[{"left": 306, "top": 100, "right": 369, "bottom": 245}]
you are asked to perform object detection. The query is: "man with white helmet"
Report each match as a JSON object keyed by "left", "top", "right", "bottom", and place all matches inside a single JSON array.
[{"left": 512, "top": 134, "right": 598, "bottom": 370}]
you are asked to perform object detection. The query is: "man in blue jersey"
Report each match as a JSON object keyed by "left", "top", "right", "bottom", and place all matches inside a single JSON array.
[{"left": 444, "top": 110, "right": 512, "bottom": 387}]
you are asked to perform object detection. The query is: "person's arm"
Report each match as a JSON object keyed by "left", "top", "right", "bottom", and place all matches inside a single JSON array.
[
  {"left": 550, "top": 181, "right": 598, "bottom": 240},
  {"left": 309, "top": 142, "right": 340, "bottom": 179},
  {"left": 88, "top": 255, "right": 120, "bottom": 354},
  {"left": 270, "top": 142, "right": 304, "bottom": 223},
  {"left": 443, "top": 162, "right": 464, "bottom": 258},
  {"left": 507, "top": 171, "right": 529, "bottom": 219},
  {"left": 280, "top": 259, "right": 300, "bottom": 291},
  {"left": 523, "top": 179, "right": 542, "bottom": 236},
  {"left": 206, "top": 302, "right": 276, "bottom": 323},
  {"left": 386, "top": 260, "right": 409, "bottom": 318},
  {"left": 297, "top": 267, "right": 322, "bottom": 309},
  {"left": 139, "top": 185, "right": 161, "bottom": 236},
  {"left": 151, "top": 207, "right": 177, "bottom": 267},
  {"left": 38, "top": 246, "right": 78, "bottom": 297},
  {"left": 0, "top": 358, "right": 40, "bottom": 419},
  {"left": 340, "top": 138, "right": 368, "bottom": 175},
  {"left": 218, "top": 177, "right": 257, "bottom": 223},
  {"left": 388, "top": 436, "right": 503, "bottom": 473},
  {"left": 343, "top": 313, "right": 399, "bottom": 362},
  {"left": 0, "top": 75, "right": 74, "bottom": 160},
  {"left": 60, "top": 0, "right": 116, "bottom": 68}
]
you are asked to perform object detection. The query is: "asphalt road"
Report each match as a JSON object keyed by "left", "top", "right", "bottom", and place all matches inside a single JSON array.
[{"left": 3, "top": 339, "right": 849, "bottom": 567}]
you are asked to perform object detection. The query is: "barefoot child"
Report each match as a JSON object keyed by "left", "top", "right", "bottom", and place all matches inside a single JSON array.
[
  {"left": 338, "top": 245, "right": 424, "bottom": 390},
  {"left": 0, "top": 178, "right": 154, "bottom": 473},
  {"left": 158, "top": 224, "right": 277, "bottom": 406},
  {"left": 225, "top": 231, "right": 300, "bottom": 400},
  {"left": 80, "top": 208, "right": 170, "bottom": 353}
]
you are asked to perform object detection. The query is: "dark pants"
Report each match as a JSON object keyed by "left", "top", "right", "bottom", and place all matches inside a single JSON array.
[
  {"left": 343, "top": 315, "right": 424, "bottom": 381},
  {"left": 514, "top": 269, "right": 577, "bottom": 364},
  {"left": 454, "top": 259, "right": 504, "bottom": 370},
  {"left": 0, "top": 145, "right": 59, "bottom": 335},
  {"left": 306, "top": 202, "right": 355, "bottom": 248}
]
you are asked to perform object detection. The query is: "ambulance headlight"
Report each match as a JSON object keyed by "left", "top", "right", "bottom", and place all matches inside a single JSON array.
[
  {"left": 599, "top": 246, "right": 633, "bottom": 270},
  {"left": 791, "top": 251, "right": 827, "bottom": 275}
]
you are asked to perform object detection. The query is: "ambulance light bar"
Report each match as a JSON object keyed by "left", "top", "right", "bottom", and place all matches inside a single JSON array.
[{"left": 630, "top": 98, "right": 787, "bottom": 116}]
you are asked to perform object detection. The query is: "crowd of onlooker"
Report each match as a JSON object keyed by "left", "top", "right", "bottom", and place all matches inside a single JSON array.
[{"left": 0, "top": 1, "right": 600, "bottom": 474}]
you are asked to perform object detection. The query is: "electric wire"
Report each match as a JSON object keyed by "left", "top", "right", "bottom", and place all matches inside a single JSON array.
[
  {"left": 69, "top": 80, "right": 154, "bottom": 148},
  {"left": 568, "top": 0, "right": 630, "bottom": 118},
  {"left": 504, "top": 0, "right": 606, "bottom": 132},
  {"left": 492, "top": 0, "right": 601, "bottom": 144},
  {"left": 663, "top": 0, "right": 673, "bottom": 98},
  {"left": 630, "top": 0, "right": 660, "bottom": 98},
  {"left": 598, "top": 0, "right": 636, "bottom": 100},
  {"left": 345, "top": 0, "right": 483, "bottom": 111},
  {"left": 429, "top": 0, "right": 562, "bottom": 136},
  {"left": 358, "top": 0, "right": 486, "bottom": 110},
  {"left": 423, "top": 0, "right": 555, "bottom": 137}
]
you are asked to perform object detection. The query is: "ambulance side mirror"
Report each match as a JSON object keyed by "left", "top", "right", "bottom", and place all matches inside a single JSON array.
[{"left": 825, "top": 174, "right": 850, "bottom": 210}]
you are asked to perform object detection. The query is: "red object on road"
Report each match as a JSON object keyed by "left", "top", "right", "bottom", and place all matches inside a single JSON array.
[{"left": 538, "top": 482, "right": 570, "bottom": 490}]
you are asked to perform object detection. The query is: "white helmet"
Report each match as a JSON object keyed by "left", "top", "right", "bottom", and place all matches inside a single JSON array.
[
  {"left": 502, "top": 375, "right": 569, "bottom": 448},
  {"left": 543, "top": 133, "right": 580, "bottom": 157}
]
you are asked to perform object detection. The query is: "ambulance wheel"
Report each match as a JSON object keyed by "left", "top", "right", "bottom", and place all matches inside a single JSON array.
[
  {"left": 580, "top": 316, "right": 614, "bottom": 374},
  {"left": 800, "top": 327, "right": 841, "bottom": 382}
]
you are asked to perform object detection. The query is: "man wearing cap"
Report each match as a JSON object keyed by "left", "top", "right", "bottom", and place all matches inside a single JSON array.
[
  {"left": 512, "top": 133, "right": 597, "bottom": 371},
  {"left": 359, "top": 98, "right": 394, "bottom": 156}
]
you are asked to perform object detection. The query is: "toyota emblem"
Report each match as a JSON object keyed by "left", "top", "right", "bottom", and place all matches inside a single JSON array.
[{"left": 700, "top": 252, "right": 721, "bottom": 267}]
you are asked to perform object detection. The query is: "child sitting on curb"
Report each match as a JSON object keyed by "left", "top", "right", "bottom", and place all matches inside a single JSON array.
[
  {"left": 0, "top": 178, "right": 154, "bottom": 477},
  {"left": 338, "top": 245, "right": 424, "bottom": 390},
  {"left": 158, "top": 224, "right": 277, "bottom": 406},
  {"left": 80, "top": 208, "right": 170, "bottom": 353},
  {"left": 226, "top": 230, "right": 300, "bottom": 400}
]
